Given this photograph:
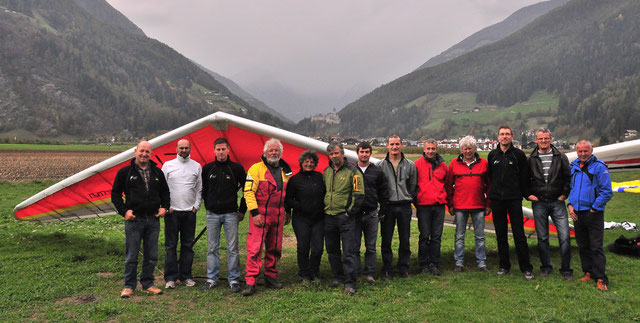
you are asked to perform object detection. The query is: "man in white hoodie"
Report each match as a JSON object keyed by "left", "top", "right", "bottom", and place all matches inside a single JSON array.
[{"left": 161, "top": 139, "right": 203, "bottom": 288}]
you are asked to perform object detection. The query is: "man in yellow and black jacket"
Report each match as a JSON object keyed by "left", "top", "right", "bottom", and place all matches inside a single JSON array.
[{"left": 323, "top": 141, "right": 365, "bottom": 295}]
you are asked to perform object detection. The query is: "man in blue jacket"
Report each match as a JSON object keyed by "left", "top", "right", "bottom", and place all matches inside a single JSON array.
[{"left": 568, "top": 140, "right": 613, "bottom": 291}]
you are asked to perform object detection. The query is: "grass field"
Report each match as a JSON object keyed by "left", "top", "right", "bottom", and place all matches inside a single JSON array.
[
  {"left": 2, "top": 170, "right": 640, "bottom": 321},
  {"left": 0, "top": 143, "right": 133, "bottom": 151}
]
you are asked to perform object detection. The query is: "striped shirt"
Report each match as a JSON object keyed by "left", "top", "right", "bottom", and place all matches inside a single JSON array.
[{"left": 538, "top": 150, "right": 553, "bottom": 182}]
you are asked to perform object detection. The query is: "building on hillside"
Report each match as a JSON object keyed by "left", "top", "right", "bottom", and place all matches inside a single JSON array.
[
  {"left": 311, "top": 108, "right": 341, "bottom": 124},
  {"left": 625, "top": 129, "right": 637, "bottom": 140}
]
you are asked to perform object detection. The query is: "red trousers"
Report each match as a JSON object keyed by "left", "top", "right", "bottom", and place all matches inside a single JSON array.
[{"left": 245, "top": 212, "right": 285, "bottom": 285}]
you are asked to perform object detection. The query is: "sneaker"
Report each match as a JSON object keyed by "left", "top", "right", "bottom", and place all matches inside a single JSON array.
[
  {"left": 143, "top": 286, "right": 163, "bottom": 295},
  {"left": 479, "top": 266, "right": 489, "bottom": 273},
  {"left": 562, "top": 273, "right": 574, "bottom": 281},
  {"left": 264, "top": 276, "right": 283, "bottom": 289},
  {"left": 454, "top": 266, "right": 464, "bottom": 273},
  {"left": 230, "top": 282, "right": 241, "bottom": 293},
  {"left": 580, "top": 272, "right": 592, "bottom": 282},
  {"left": 241, "top": 284, "right": 256, "bottom": 296},
  {"left": 420, "top": 267, "right": 431, "bottom": 274},
  {"left": 165, "top": 281, "right": 176, "bottom": 289},
  {"left": 497, "top": 268, "right": 510, "bottom": 275},
  {"left": 365, "top": 276, "right": 376, "bottom": 284},
  {"left": 344, "top": 286, "right": 356, "bottom": 295},
  {"left": 540, "top": 268, "right": 551, "bottom": 277},
  {"left": 399, "top": 271, "right": 410, "bottom": 278},
  {"left": 310, "top": 276, "right": 320, "bottom": 284},
  {"left": 183, "top": 279, "right": 196, "bottom": 287},
  {"left": 329, "top": 279, "right": 342, "bottom": 288},
  {"left": 430, "top": 266, "right": 441, "bottom": 276},
  {"left": 524, "top": 271, "right": 535, "bottom": 281},
  {"left": 201, "top": 280, "right": 217, "bottom": 290},
  {"left": 596, "top": 279, "right": 609, "bottom": 291},
  {"left": 381, "top": 271, "right": 393, "bottom": 281},
  {"left": 120, "top": 288, "right": 134, "bottom": 298}
]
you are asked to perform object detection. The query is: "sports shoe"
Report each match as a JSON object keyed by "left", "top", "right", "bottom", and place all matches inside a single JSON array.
[
  {"left": 344, "top": 286, "right": 356, "bottom": 295},
  {"left": 399, "top": 271, "right": 410, "bottom": 278},
  {"left": 540, "top": 268, "right": 551, "bottom": 277},
  {"left": 165, "top": 281, "right": 176, "bottom": 289},
  {"left": 596, "top": 279, "right": 609, "bottom": 291},
  {"left": 241, "top": 284, "right": 256, "bottom": 296},
  {"left": 454, "top": 265, "right": 464, "bottom": 273},
  {"left": 329, "top": 279, "right": 342, "bottom": 288},
  {"left": 524, "top": 271, "right": 535, "bottom": 281},
  {"left": 381, "top": 271, "right": 393, "bottom": 280},
  {"left": 430, "top": 265, "right": 441, "bottom": 276},
  {"left": 497, "top": 268, "right": 510, "bottom": 275},
  {"left": 120, "top": 288, "right": 134, "bottom": 298},
  {"left": 479, "top": 266, "right": 489, "bottom": 273},
  {"left": 183, "top": 279, "right": 196, "bottom": 287},
  {"left": 230, "top": 282, "right": 241, "bottom": 293},
  {"left": 365, "top": 276, "right": 376, "bottom": 284},
  {"left": 264, "top": 276, "right": 283, "bottom": 289},
  {"left": 143, "top": 286, "right": 163, "bottom": 295},
  {"left": 562, "top": 273, "right": 574, "bottom": 281},
  {"left": 201, "top": 280, "right": 217, "bottom": 290},
  {"left": 580, "top": 272, "right": 592, "bottom": 282}
]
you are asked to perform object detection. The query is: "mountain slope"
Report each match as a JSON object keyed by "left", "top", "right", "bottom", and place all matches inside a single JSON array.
[
  {"left": 416, "top": 0, "right": 570, "bottom": 70},
  {"left": 336, "top": 0, "right": 640, "bottom": 140},
  {"left": 0, "top": 0, "right": 284, "bottom": 138}
]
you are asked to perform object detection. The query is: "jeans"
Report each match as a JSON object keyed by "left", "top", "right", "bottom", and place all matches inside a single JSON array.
[
  {"left": 380, "top": 203, "right": 412, "bottom": 274},
  {"left": 206, "top": 211, "right": 241, "bottom": 284},
  {"left": 124, "top": 216, "right": 160, "bottom": 289},
  {"left": 454, "top": 209, "right": 486, "bottom": 267},
  {"left": 354, "top": 209, "right": 379, "bottom": 277},
  {"left": 532, "top": 200, "right": 572, "bottom": 274},
  {"left": 574, "top": 210, "right": 608, "bottom": 284},
  {"left": 164, "top": 210, "right": 196, "bottom": 282},
  {"left": 416, "top": 205, "right": 445, "bottom": 268},
  {"left": 491, "top": 199, "right": 533, "bottom": 273},
  {"left": 325, "top": 213, "right": 357, "bottom": 288},
  {"left": 292, "top": 215, "right": 324, "bottom": 279}
]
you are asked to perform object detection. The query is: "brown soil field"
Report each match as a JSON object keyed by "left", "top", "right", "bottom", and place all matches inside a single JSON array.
[{"left": 0, "top": 150, "right": 118, "bottom": 181}]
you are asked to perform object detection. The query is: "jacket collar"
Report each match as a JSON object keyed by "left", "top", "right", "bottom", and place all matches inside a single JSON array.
[
  {"left": 260, "top": 155, "right": 293, "bottom": 176},
  {"left": 328, "top": 157, "right": 349, "bottom": 171},
  {"left": 530, "top": 144, "right": 560, "bottom": 157},
  {"left": 130, "top": 158, "right": 157, "bottom": 169},
  {"left": 422, "top": 152, "right": 444, "bottom": 168},
  {"left": 456, "top": 152, "right": 480, "bottom": 164},
  {"left": 384, "top": 152, "right": 406, "bottom": 162}
]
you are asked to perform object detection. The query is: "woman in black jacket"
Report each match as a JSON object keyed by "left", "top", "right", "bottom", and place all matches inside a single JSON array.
[{"left": 285, "top": 150, "right": 326, "bottom": 282}]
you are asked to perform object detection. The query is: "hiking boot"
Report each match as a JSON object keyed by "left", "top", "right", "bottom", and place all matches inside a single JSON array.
[
  {"left": 479, "top": 266, "right": 489, "bottom": 273},
  {"left": 329, "top": 279, "right": 342, "bottom": 288},
  {"left": 365, "top": 276, "right": 376, "bottom": 284},
  {"left": 382, "top": 271, "right": 393, "bottom": 281},
  {"left": 524, "top": 271, "right": 535, "bottom": 281},
  {"left": 596, "top": 279, "right": 609, "bottom": 291},
  {"left": 264, "top": 276, "right": 283, "bottom": 289},
  {"left": 454, "top": 266, "right": 464, "bottom": 273},
  {"left": 310, "top": 276, "right": 320, "bottom": 284},
  {"left": 120, "top": 288, "right": 134, "bottom": 298},
  {"left": 242, "top": 284, "right": 256, "bottom": 296},
  {"left": 430, "top": 266, "right": 441, "bottom": 276},
  {"left": 580, "top": 272, "right": 592, "bottom": 282},
  {"left": 540, "top": 268, "right": 551, "bottom": 277},
  {"left": 230, "top": 282, "right": 241, "bottom": 293},
  {"left": 201, "top": 280, "right": 217, "bottom": 290},
  {"left": 497, "top": 268, "right": 510, "bottom": 276},
  {"left": 399, "top": 271, "right": 410, "bottom": 278},
  {"left": 344, "top": 286, "right": 356, "bottom": 295},
  {"left": 562, "top": 273, "right": 574, "bottom": 281},
  {"left": 183, "top": 279, "right": 196, "bottom": 287},
  {"left": 420, "top": 267, "right": 431, "bottom": 274},
  {"left": 164, "top": 281, "right": 176, "bottom": 289},
  {"left": 143, "top": 286, "right": 163, "bottom": 295}
]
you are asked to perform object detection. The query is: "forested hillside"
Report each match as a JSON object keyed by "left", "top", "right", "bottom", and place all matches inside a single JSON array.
[
  {"left": 0, "top": 0, "right": 284, "bottom": 139},
  {"left": 336, "top": 0, "right": 640, "bottom": 140}
]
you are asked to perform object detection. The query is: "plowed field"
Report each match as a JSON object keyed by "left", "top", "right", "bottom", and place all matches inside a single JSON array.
[{"left": 0, "top": 150, "right": 117, "bottom": 181}]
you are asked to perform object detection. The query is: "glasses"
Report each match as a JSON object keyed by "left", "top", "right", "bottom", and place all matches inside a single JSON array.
[{"left": 536, "top": 138, "right": 551, "bottom": 141}]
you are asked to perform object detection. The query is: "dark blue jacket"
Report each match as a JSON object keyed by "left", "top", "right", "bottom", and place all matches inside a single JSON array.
[{"left": 568, "top": 155, "right": 612, "bottom": 212}]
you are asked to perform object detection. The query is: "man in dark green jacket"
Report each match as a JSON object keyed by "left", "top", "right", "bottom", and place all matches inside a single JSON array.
[{"left": 323, "top": 141, "right": 365, "bottom": 295}]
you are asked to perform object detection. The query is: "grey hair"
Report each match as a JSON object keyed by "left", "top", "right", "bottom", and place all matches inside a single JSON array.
[
  {"left": 458, "top": 136, "right": 477, "bottom": 150},
  {"left": 536, "top": 128, "right": 552, "bottom": 137},
  {"left": 298, "top": 150, "right": 319, "bottom": 167},
  {"left": 263, "top": 138, "right": 283, "bottom": 154},
  {"left": 576, "top": 140, "right": 593, "bottom": 149},
  {"left": 424, "top": 138, "right": 437, "bottom": 145},
  {"left": 326, "top": 141, "right": 344, "bottom": 154}
]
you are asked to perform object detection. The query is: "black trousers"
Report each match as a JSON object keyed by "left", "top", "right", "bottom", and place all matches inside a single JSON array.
[
  {"left": 325, "top": 213, "right": 357, "bottom": 287},
  {"left": 574, "top": 210, "right": 608, "bottom": 284},
  {"left": 380, "top": 203, "right": 412, "bottom": 274},
  {"left": 292, "top": 215, "right": 324, "bottom": 279},
  {"left": 491, "top": 199, "right": 532, "bottom": 272},
  {"left": 354, "top": 209, "right": 379, "bottom": 277},
  {"left": 164, "top": 210, "right": 196, "bottom": 282},
  {"left": 416, "top": 204, "right": 445, "bottom": 268}
]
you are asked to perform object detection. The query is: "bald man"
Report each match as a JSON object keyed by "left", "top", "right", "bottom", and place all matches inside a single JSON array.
[{"left": 112, "top": 140, "right": 171, "bottom": 298}]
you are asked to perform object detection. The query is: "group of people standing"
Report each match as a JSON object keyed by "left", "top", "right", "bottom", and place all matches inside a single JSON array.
[{"left": 111, "top": 124, "right": 613, "bottom": 299}]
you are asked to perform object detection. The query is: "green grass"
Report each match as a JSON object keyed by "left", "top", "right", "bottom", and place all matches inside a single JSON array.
[
  {"left": 0, "top": 143, "right": 133, "bottom": 151},
  {"left": 2, "top": 171, "right": 640, "bottom": 321}
]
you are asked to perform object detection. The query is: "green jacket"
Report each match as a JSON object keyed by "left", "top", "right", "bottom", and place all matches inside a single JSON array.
[{"left": 323, "top": 160, "right": 365, "bottom": 216}]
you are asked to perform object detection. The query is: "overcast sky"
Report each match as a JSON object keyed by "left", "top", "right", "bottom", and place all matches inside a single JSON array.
[{"left": 106, "top": 0, "right": 542, "bottom": 97}]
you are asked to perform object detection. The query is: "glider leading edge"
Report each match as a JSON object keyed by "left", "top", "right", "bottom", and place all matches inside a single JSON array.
[{"left": 13, "top": 112, "right": 640, "bottom": 226}]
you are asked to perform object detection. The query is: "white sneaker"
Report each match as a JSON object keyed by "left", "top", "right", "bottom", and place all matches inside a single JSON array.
[
  {"left": 165, "top": 281, "right": 176, "bottom": 289},
  {"left": 183, "top": 278, "right": 196, "bottom": 287}
]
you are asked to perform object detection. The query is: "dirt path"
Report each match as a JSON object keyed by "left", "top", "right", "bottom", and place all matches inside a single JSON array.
[{"left": 0, "top": 150, "right": 118, "bottom": 181}]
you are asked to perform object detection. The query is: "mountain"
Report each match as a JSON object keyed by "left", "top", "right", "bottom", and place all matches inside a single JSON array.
[
  {"left": 416, "top": 0, "right": 570, "bottom": 70},
  {"left": 194, "top": 63, "right": 293, "bottom": 124},
  {"left": 334, "top": 0, "right": 640, "bottom": 141},
  {"left": 0, "top": 0, "right": 284, "bottom": 139}
]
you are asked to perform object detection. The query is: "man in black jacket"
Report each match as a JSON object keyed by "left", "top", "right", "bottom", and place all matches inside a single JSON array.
[
  {"left": 112, "top": 140, "right": 170, "bottom": 298},
  {"left": 487, "top": 126, "right": 534, "bottom": 280},
  {"left": 201, "top": 137, "right": 247, "bottom": 293},
  {"left": 354, "top": 141, "right": 389, "bottom": 284},
  {"left": 527, "top": 128, "right": 573, "bottom": 280}
]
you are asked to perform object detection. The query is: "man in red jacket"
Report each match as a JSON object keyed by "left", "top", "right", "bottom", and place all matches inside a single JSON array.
[
  {"left": 445, "top": 136, "right": 491, "bottom": 273},
  {"left": 415, "top": 139, "right": 448, "bottom": 275}
]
